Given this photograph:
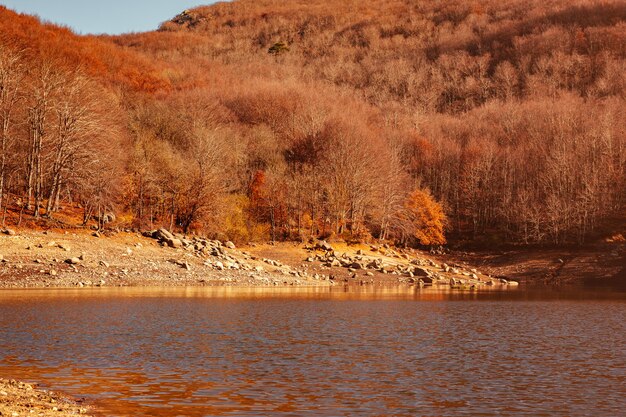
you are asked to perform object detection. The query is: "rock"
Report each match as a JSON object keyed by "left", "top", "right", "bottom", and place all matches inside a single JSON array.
[
  {"left": 315, "top": 240, "right": 334, "bottom": 252},
  {"left": 350, "top": 262, "right": 363, "bottom": 270},
  {"left": 366, "top": 260, "right": 381, "bottom": 269},
  {"left": 215, "top": 261, "right": 224, "bottom": 270},
  {"left": 99, "top": 260, "right": 110, "bottom": 268},
  {"left": 49, "top": 270, "right": 57, "bottom": 276},
  {"left": 65, "top": 257, "right": 81, "bottom": 265},
  {"left": 2, "top": 228, "right": 16, "bottom": 236},
  {"left": 92, "top": 231, "right": 101, "bottom": 238},
  {"left": 168, "top": 238, "right": 183, "bottom": 249},
  {"left": 329, "top": 259, "right": 341, "bottom": 267},
  {"left": 224, "top": 241, "right": 236, "bottom": 249},
  {"left": 153, "top": 228, "right": 175, "bottom": 241},
  {"left": 420, "top": 276, "right": 435, "bottom": 284},
  {"left": 413, "top": 267, "right": 430, "bottom": 277}
]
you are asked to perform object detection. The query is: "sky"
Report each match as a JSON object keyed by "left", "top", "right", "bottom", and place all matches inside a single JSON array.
[{"left": 0, "top": 0, "right": 216, "bottom": 35}]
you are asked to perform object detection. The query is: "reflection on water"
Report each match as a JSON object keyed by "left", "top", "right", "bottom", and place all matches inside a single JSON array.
[
  {"left": 0, "top": 285, "right": 525, "bottom": 301},
  {"left": 0, "top": 286, "right": 625, "bottom": 416}
]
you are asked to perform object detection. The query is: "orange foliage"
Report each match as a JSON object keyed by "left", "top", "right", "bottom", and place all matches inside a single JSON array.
[
  {"left": 404, "top": 189, "right": 447, "bottom": 246},
  {"left": 0, "top": 6, "right": 170, "bottom": 93},
  {"left": 1, "top": 0, "right": 624, "bottom": 245}
]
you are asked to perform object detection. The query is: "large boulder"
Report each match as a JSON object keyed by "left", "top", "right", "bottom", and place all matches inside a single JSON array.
[
  {"left": 315, "top": 240, "right": 334, "bottom": 252},
  {"left": 148, "top": 228, "right": 184, "bottom": 249},
  {"left": 420, "top": 276, "right": 435, "bottom": 284},
  {"left": 168, "top": 238, "right": 183, "bottom": 249},
  {"left": 157, "top": 228, "right": 175, "bottom": 241},
  {"left": 413, "top": 267, "right": 430, "bottom": 277}
]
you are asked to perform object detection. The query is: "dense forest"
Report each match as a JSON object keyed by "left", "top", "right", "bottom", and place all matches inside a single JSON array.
[{"left": 0, "top": 0, "right": 625, "bottom": 246}]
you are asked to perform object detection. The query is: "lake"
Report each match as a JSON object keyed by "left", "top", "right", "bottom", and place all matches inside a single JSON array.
[{"left": 0, "top": 286, "right": 625, "bottom": 416}]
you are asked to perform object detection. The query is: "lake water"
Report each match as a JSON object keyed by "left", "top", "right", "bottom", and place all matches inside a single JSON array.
[{"left": 0, "top": 286, "right": 625, "bottom": 416}]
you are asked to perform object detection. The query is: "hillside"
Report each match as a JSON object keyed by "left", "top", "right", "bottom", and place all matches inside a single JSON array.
[{"left": 0, "top": 0, "right": 625, "bottom": 252}]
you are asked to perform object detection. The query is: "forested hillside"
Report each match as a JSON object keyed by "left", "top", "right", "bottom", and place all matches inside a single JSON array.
[{"left": 1, "top": 0, "right": 625, "bottom": 246}]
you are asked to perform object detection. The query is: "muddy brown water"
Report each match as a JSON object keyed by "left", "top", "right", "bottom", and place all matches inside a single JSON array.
[{"left": 0, "top": 286, "right": 625, "bottom": 416}]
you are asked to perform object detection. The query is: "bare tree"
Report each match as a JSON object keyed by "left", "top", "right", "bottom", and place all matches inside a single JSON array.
[
  {"left": 26, "top": 63, "right": 62, "bottom": 217},
  {"left": 0, "top": 45, "right": 23, "bottom": 215}
]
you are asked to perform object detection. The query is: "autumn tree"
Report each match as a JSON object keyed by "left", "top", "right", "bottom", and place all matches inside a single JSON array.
[{"left": 403, "top": 188, "right": 447, "bottom": 246}]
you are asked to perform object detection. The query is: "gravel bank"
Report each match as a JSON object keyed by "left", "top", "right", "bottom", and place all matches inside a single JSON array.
[{"left": 0, "top": 379, "right": 92, "bottom": 417}]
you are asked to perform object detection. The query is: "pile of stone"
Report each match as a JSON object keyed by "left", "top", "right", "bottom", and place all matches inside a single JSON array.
[
  {"left": 143, "top": 228, "right": 292, "bottom": 275},
  {"left": 305, "top": 240, "right": 518, "bottom": 288},
  {"left": 144, "top": 228, "right": 235, "bottom": 255}
]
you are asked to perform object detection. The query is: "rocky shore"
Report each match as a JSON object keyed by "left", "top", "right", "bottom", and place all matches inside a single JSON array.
[
  {"left": 0, "top": 228, "right": 517, "bottom": 289},
  {"left": 0, "top": 379, "right": 92, "bottom": 417}
]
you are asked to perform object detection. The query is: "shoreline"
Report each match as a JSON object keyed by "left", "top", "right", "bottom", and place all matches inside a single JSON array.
[
  {"left": 0, "top": 229, "right": 622, "bottom": 290},
  {"left": 0, "top": 229, "right": 518, "bottom": 290},
  {"left": 437, "top": 244, "right": 626, "bottom": 286},
  {"left": 0, "top": 378, "right": 93, "bottom": 417}
]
